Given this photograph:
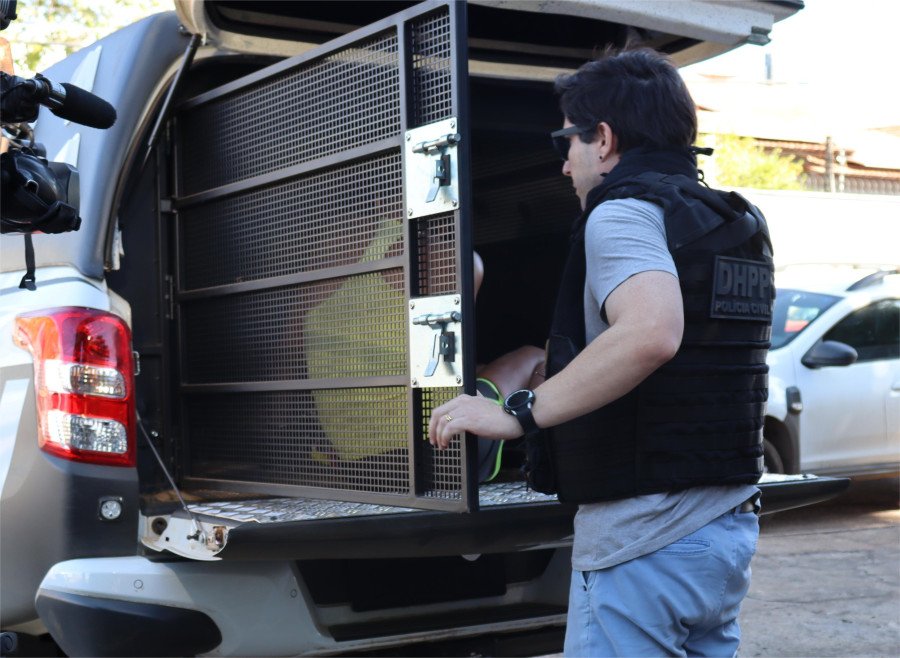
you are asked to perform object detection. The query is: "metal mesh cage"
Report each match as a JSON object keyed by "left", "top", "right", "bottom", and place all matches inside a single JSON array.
[
  {"left": 178, "top": 32, "right": 400, "bottom": 196},
  {"left": 186, "top": 390, "right": 409, "bottom": 494},
  {"left": 180, "top": 154, "right": 403, "bottom": 291},
  {"left": 173, "top": 4, "right": 468, "bottom": 509},
  {"left": 420, "top": 387, "right": 463, "bottom": 499},
  {"left": 409, "top": 11, "right": 453, "bottom": 128},
  {"left": 415, "top": 212, "right": 457, "bottom": 296},
  {"left": 181, "top": 269, "right": 407, "bottom": 384}
]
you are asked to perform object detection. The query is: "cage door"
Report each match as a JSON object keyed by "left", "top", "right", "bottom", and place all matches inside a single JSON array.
[{"left": 171, "top": 1, "right": 475, "bottom": 511}]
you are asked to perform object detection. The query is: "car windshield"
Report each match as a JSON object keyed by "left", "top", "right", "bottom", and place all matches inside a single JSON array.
[{"left": 771, "top": 289, "right": 842, "bottom": 349}]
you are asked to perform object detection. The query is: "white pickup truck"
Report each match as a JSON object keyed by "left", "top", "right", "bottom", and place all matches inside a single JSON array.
[{"left": 1, "top": 1, "right": 846, "bottom": 655}]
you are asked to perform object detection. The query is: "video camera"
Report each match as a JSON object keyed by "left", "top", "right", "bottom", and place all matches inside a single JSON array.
[
  {"left": 0, "top": 0, "right": 116, "bottom": 289},
  {"left": 2, "top": 72, "right": 89, "bottom": 236}
]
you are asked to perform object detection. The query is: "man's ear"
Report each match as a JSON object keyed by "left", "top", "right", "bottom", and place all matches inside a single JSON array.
[{"left": 596, "top": 122, "right": 617, "bottom": 157}]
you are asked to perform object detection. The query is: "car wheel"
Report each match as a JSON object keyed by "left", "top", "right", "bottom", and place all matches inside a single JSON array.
[{"left": 763, "top": 438, "right": 784, "bottom": 474}]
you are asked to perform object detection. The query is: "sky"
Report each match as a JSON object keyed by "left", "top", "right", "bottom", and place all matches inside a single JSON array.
[{"left": 683, "top": 0, "right": 899, "bottom": 128}]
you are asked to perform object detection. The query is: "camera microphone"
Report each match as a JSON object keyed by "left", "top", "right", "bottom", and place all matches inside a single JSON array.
[
  {"left": 27, "top": 74, "right": 117, "bottom": 129},
  {"left": 1, "top": 72, "right": 116, "bottom": 129}
]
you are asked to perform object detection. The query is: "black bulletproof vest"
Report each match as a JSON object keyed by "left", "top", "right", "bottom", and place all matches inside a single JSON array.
[{"left": 527, "top": 147, "right": 773, "bottom": 504}]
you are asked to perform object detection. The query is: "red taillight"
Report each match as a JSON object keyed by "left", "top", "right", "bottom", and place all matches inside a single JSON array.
[{"left": 14, "top": 307, "right": 136, "bottom": 467}]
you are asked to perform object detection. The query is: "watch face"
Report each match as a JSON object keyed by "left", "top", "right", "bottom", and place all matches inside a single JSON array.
[{"left": 506, "top": 389, "right": 534, "bottom": 409}]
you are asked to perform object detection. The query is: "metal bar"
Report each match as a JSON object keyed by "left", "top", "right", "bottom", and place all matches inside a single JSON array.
[
  {"left": 155, "top": 140, "right": 175, "bottom": 475},
  {"left": 177, "top": 256, "right": 406, "bottom": 300},
  {"left": 173, "top": 137, "right": 402, "bottom": 210},
  {"left": 141, "top": 34, "right": 201, "bottom": 172},
  {"left": 397, "top": 14, "right": 419, "bottom": 505},
  {"left": 170, "top": 114, "right": 189, "bottom": 482},
  {"left": 180, "top": 376, "right": 408, "bottom": 394},
  {"left": 411, "top": 132, "right": 461, "bottom": 153},
  {"left": 450, "top": 0, "right": 478, "bottom": 512}
]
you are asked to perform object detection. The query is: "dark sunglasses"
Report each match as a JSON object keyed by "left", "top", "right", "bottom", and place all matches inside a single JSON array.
[{"left": 550, "top": 125, "right": 590, "bottom": 161}]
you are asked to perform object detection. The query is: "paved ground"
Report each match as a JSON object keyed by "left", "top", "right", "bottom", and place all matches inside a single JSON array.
[{"left": 738, "top": 476, "right": 900, "bottom": 657}]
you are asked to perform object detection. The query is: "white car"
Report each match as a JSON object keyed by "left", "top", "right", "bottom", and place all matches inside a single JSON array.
[{"left": 765, "top": 265, "right": 900, "bottom": 477}]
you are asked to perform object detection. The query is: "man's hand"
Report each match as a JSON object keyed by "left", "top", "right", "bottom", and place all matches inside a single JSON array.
[
  {"left": 428, "top": 394, "right": 522, "bottom": 450},
  {"left": 428, "top": 271, "right": 683, "bottom": 449}
]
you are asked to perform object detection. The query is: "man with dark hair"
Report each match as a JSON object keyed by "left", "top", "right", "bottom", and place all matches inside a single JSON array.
[{"left": 429, "top": 48, "right": 773, "bottom": 656}]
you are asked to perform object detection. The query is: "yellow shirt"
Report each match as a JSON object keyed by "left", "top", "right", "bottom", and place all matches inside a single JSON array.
[{"left": 305, "top": 218, "right": 408, "bottom": 461}]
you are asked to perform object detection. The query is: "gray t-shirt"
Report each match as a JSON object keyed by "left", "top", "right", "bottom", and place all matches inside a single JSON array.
[{"left": 572, "top": 197, "right": 757, "bottom": 572}]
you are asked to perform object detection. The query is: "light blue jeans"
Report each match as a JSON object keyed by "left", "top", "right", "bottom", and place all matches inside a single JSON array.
[{"left": 564, "top": 507, "right": 759, "bottom": 657}]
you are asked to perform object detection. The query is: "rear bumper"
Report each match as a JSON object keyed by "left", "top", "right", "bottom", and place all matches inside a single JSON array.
[
  {"left": 37, "top": 557, "right": 319, "bottom": 656},
  {"left": 35, "top": 590, "right": 220, "bottom": 658},
  {"left": 36, "top": 555, "right": 568, "bottom": 656}
]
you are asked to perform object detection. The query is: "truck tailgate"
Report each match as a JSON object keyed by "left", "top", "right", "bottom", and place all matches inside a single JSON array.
[{"left": 141, "top": 475, "right": 849, "bottom": 561}]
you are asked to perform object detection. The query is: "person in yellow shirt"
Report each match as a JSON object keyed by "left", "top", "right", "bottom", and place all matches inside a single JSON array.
[{"left": 306, "top": 217, "right": 543, "bottom": 482}]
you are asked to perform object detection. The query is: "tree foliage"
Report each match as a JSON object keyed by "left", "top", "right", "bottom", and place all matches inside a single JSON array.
[
  {"left": 705, "top": 133, "right": 806, "bottom": 191},
  {"left": 3, "top": 0, "right": 168, "bottom": 76}
]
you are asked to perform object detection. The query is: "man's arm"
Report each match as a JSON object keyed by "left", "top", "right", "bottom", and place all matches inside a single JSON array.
[
  {"left": 428, "top": 269, "right": 684, "bottom": 448},
  {"left": 531, "top": 269, "right": 683, "bottom": 427}
]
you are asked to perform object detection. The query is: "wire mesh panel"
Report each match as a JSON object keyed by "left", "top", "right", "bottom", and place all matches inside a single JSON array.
[
  {"left": 178, "top": 33, "right": 401, "bottom": 196},
  {"left": 172, "top": 2, "right": 470, "bottom": 510},
  {"left": 180, "top": 154, "right": 404, "bottom": 291},
  {"left": 415, "top": 212, "right": 457, "bottom": 296},
  {"left": 186, "top": 390, "right": 409, "bottom": 494},
  {"left": 180, "top": 269, "right": 407, "bottom": 384},
  {"left": 420, "top": 387, "right": 464, "bottom": 499},
  {"left": 409, "top": 11, "right": 453, "bottom": 128}
]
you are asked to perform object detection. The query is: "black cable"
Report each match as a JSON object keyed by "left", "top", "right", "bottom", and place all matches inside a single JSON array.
[{"left": 17, "top": 233, "right": 35, "bottom": 290}]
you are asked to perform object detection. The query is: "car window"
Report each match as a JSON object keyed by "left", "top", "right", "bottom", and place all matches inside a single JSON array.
[
  {"left": 771, "top": 289, "right": 841, "bottom": 349},
  {"left": 823, "top": 299, "right": 900, "bottom": 362}
]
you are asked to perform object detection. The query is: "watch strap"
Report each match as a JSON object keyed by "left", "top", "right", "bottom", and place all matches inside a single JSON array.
[
  {"left": 504, "top": 389, "right": 539, "bottom": 436},
  {"left": 512, "top": 404, "right": 539, "bottom": 436}
]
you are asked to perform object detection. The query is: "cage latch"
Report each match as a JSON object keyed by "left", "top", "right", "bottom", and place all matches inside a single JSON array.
[
  {"left": 425, "top": 153, "right": 452, "bottom": 203},
  {"left": 409, "top": 296, "right": 464, "bottom": 388},
  {"left": 413, "top": 310, "right": 460, "bottom": 377},
  {"left": 411, "top": 133, "right": 461, "bottom": 154},
  {"left": 405, "top": 119, "right": 460, "bottom": 219}
]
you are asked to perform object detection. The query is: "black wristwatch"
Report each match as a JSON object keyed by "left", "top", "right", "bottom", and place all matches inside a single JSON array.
[{"left": 503, "top": 389, "right": 539, "bottom": 437}]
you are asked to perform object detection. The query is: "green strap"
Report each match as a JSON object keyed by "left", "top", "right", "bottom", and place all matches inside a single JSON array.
[
  {"left": 476, "top": 377, "right": 503, "bottom": 404},
  {"left": 476, "top": 378, "right": 504, "bottom": 482}
]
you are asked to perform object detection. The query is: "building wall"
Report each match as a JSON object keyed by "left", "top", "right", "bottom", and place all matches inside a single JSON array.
[{"left": 738, "top": 189, "right": 900, "bottom": 268}]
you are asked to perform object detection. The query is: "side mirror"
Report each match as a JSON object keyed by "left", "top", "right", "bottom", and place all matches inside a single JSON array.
[{"left": 801, "top": 340, "right": 859, "bottom": 369}]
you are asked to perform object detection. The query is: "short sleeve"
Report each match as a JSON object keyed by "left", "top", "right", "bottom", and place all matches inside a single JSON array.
[{"left": 584, "top": 198, "right": 677, "bottom": 324}]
